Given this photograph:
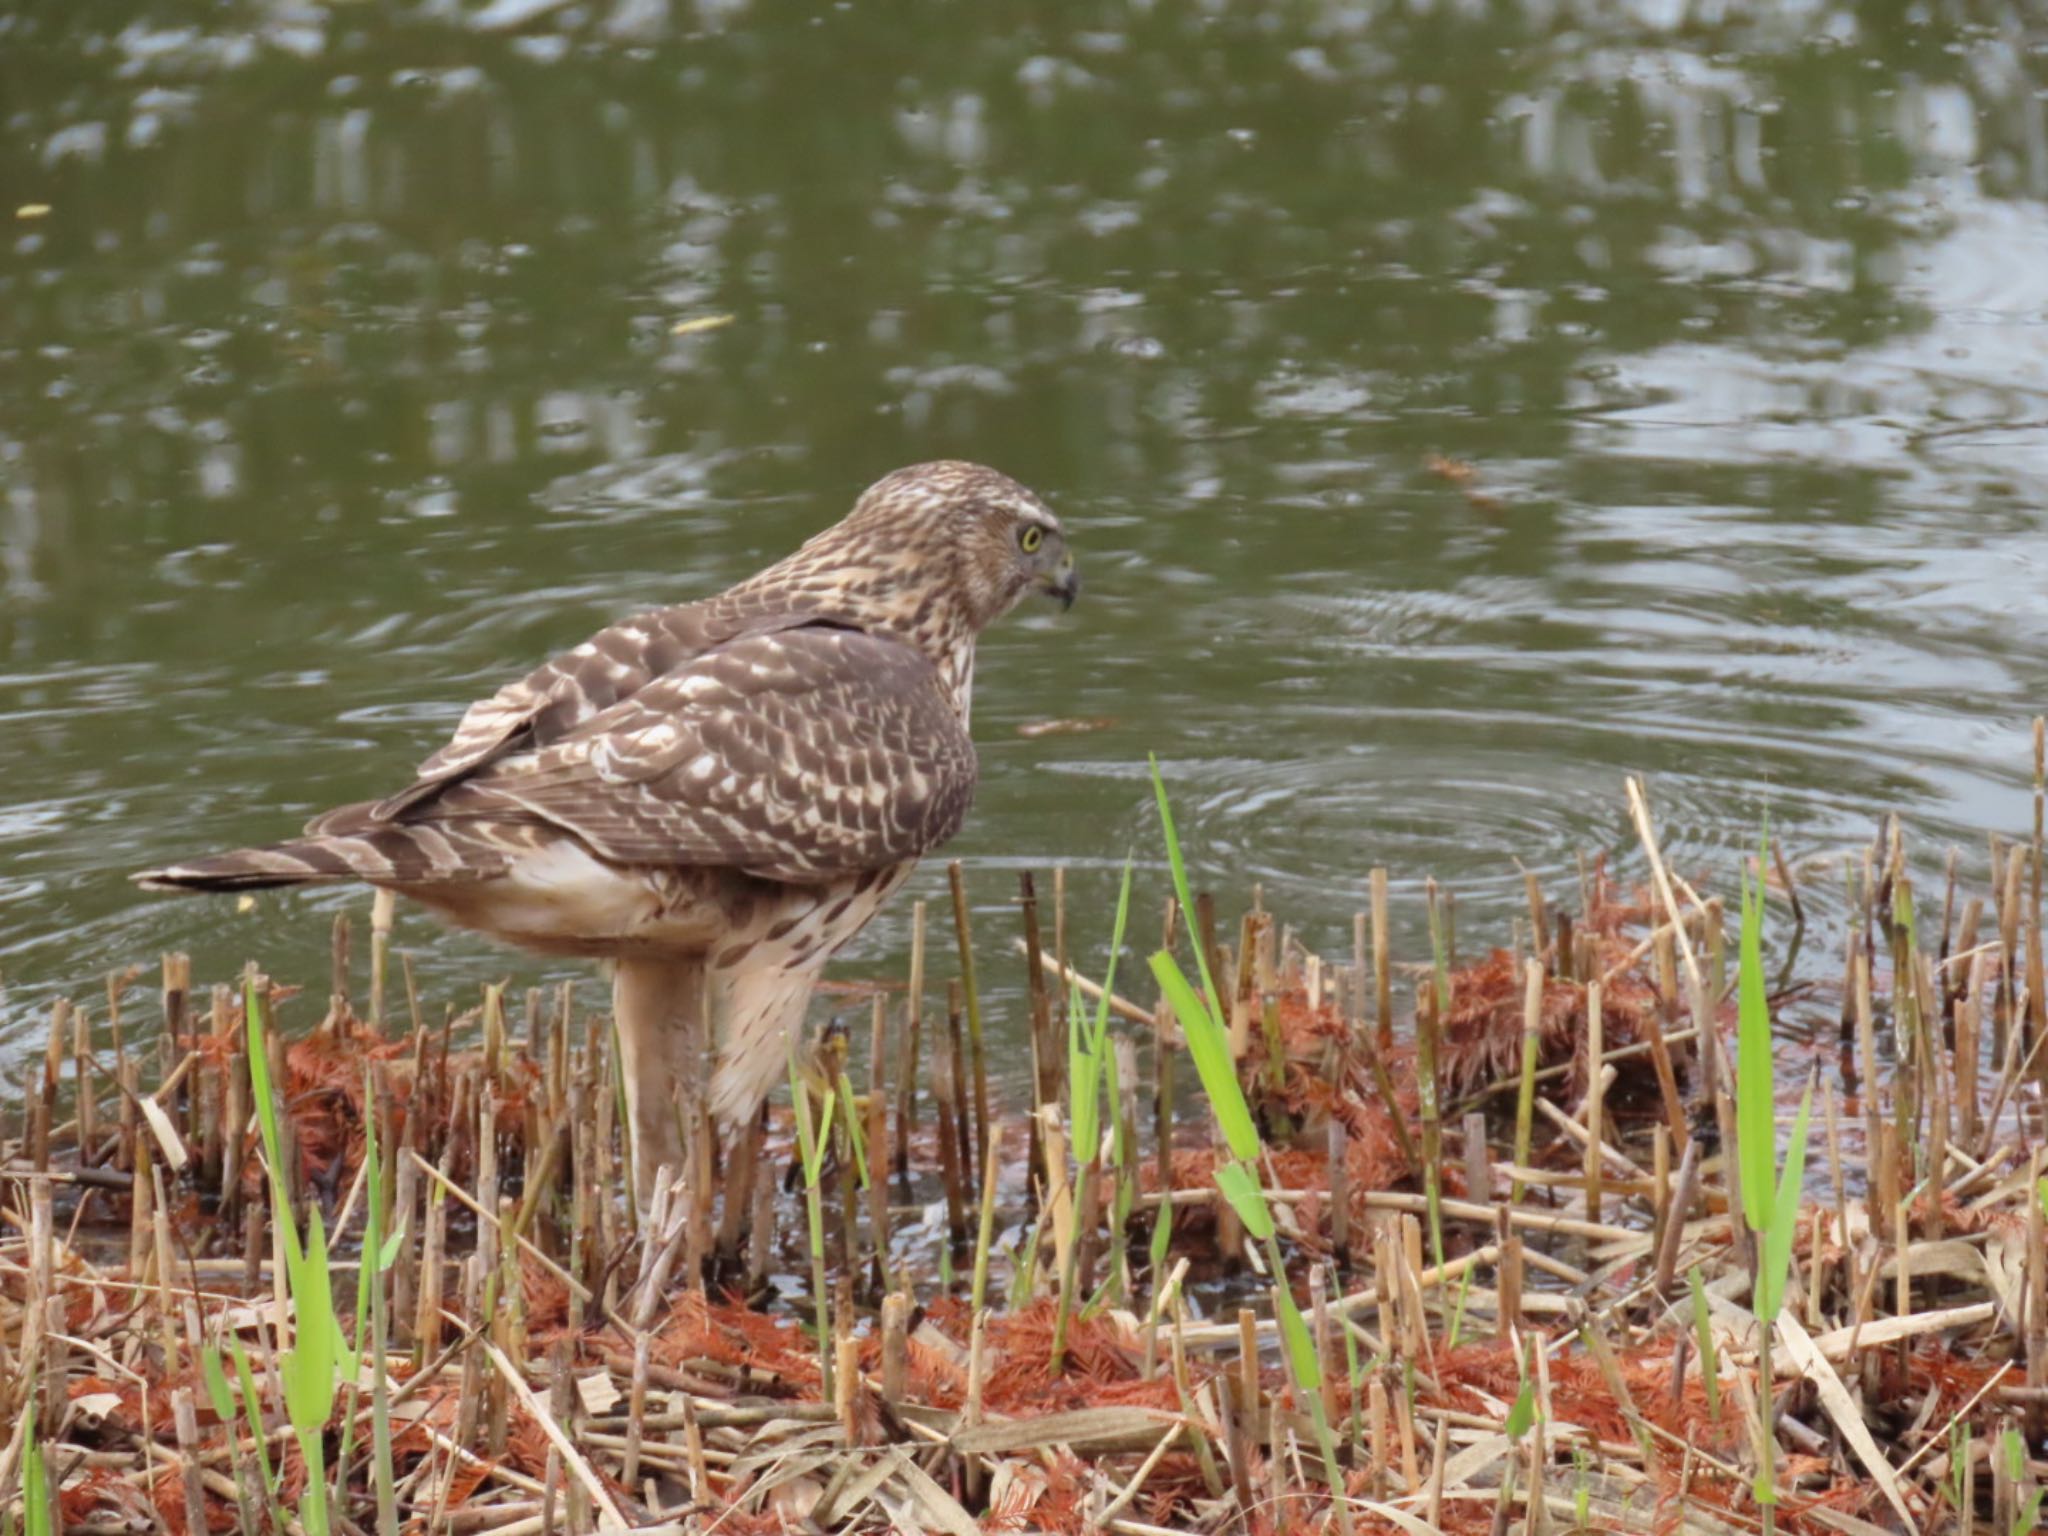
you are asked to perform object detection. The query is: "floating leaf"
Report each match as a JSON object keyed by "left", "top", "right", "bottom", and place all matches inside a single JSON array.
[
  {"left": 1424, "top": 452, "right": 1477, "bottom": 487},
  {"left": 1016, "top": 715, "right": 1118, "bottom": 738}
]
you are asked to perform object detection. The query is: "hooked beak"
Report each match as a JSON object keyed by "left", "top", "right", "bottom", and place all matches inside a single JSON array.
[{"left": 1039, "top": 554, "right": 1080, "bottom": 612}]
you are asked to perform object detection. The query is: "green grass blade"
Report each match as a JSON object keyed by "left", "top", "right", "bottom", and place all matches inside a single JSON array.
[
  {"left": 1150, "top": 950, "right": 1259, "bottom": 1161},
  {"left": 21, "top": 1404, "right": 49, "bottom": 1536},
  {"left": 1756, "top": 1079, "right": 1814, "bottom": 1319},
  {"left": 1687, "top": 1265, "right": 1721, "bottom": 1419},
  {"left": 1274, "top": 1282, "right": 1321, "bottom": 1392},
  {"left": 1214, "top": 1161, "right": 1275, "bottom": 1241},
  {"left": 1010, "top": 1219, "right": 1043, "bottom": 1309},
  {"left": 244, "top": 977, "right": 305, "bottom": 1269},
  {"left": 354, "top": 1067, "right": 382, "bottom": 1362},
  {"left": 836, "top": 1072, "right": 870, "bottom": 1189},
  {"left": 1505, "top": 1376, "right": 1537, "bottom": 1440},
  {"left": 201, "top": 1343, "right": 235, "bottom": 1423},
  {"left": 814, "top": 1088, "right": 837, "bottom": 1176},
  {"left": 1105, "top": 1011, "right": 1128, "bottom": 1171},
  {"left": 1093, "top": 856, "right": 1135, "bottom": 1041},
  {"left": 1148, "top": 757, "right": 1223, "bottom": 1013},
  {"left": 786, "top": 1048, "right": 835, "bottom": 1396},
  {"left": 363, "top": 1066, "right": 385, "bottom": 1234},
  {"left": 298, "top": 1432, "right": 330, "bottom": 1536},
  {"left": 1148, "top": 1197, "right": 1172, "bottom": 1276},
  {"left": 1069, "top": 978, "right": 1100, "bottom": 1161},
  {"left": 283, "top": 1206, "right": 340, "bottom": 1435},
  {"left": 1735, "top": 850, "right": 1774, "bottom": 1235},
  {"left": 228, "top": 1336, "right": 280, "bottom": 1498},
  {"left": 790, "top": 1056, "right": 818, "bottom": 1171},
  {"left": 1445, "top": 1262, "right": 1473, "bottom": 1348},
  {"left": 336, "top": 1067, "right": 388, "bottom": 1526},
  {"left": 1503, "top": 1337, "right": 1537, "bottom": 1438}
]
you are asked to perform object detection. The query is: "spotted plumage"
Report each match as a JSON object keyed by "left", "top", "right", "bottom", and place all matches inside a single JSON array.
[{"left": 136, "top": 461, "right": 1079, "bottom": 1211}]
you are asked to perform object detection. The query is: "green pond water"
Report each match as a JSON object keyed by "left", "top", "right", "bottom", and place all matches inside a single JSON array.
[{"left": 5, "top": 0, "right": 2048, "bottom": 1090}]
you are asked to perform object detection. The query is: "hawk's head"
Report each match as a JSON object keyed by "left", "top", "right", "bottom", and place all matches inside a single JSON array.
[{"left": 835, "top": 460, "right": 1079, "bottom": 636}]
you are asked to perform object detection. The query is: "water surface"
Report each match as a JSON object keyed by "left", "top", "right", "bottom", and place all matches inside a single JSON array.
[{"left": 6, "top": 0, "right": 2048, "bottom": 1080}]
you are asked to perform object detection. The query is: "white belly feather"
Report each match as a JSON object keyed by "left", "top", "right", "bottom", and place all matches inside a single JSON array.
[{"left": 408, "top": 842, "right": 716, "bottom": 956}]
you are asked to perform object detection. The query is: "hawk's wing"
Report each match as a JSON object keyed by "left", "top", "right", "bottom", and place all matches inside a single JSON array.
[
  {"left": 362, "top": 598, "right": 810, "bottom": 822},
  {"left": 424, "top": 625, "right": 977, "bottom": 883}
]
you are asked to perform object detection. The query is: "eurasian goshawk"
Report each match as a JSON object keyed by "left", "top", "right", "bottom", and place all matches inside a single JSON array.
[{"left": 137, "top": 461, "right": 1079, "bottom": 1211}]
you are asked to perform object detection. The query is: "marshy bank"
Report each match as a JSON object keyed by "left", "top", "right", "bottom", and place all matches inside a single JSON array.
[{"left": 4, "top": 745, "right": 2048, "bottom": 1536}]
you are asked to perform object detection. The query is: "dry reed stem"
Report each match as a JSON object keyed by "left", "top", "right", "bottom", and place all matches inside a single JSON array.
[{"left": 15, "top": 768, "right": 2048, "bottom": 1536}]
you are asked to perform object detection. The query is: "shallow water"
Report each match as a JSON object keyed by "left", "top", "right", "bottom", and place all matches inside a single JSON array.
[{"left": 5, "top": 0, "right": 2048, "bottom": 1084}]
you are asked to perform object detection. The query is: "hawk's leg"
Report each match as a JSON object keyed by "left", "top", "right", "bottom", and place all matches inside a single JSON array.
[{"left": 612, "top": 955, "right": 706, "bottom": 1219}]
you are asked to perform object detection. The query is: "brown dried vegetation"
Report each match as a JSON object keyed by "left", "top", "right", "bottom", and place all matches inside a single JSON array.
[{"left": 5, "top": 804, "right": 2048, "bottom": 1534}]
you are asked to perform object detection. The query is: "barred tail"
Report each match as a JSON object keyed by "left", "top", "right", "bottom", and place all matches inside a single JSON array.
[
  {"left": 134, "top": 813, "right": 521, "bottom": 893},
  {"left": 133, "top": 838, "right": 390, "bottom": 892}
]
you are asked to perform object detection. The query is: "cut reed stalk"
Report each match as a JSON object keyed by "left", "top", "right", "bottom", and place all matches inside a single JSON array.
[
  {"left": 1371, "top": 868, "right": 1391, "bottom": 1054},
  {"left": 1510, "top": 959, "right": 1542, "bottom": 1206},
  {"left": 1584, "top": 981, "right": 1605, "bottom": 1223},
  {"left": 25, "top": 758, "right": 2048, "bottom": 1536},
  {"left": 1417, "top": 974, "right": 1443, "bottom": 1266},
  {"left": 866, "top": 995, "right": 891, "bottom": 1296},
  {"left": 895, "top": 900, "right": 925, "bottom": 1194},
  {"left": 948, "top": 861, "right": 989, "bottom": 1175}
]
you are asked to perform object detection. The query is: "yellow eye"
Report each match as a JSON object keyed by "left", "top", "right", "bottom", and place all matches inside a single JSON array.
[{"left": 1019, "top": 525, "right": 1044, "bottom": 553}]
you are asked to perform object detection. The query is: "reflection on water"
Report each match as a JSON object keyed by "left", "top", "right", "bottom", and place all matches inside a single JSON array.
[{"left": 5, "top": 0, "right": 2048, "bottom": 1085}]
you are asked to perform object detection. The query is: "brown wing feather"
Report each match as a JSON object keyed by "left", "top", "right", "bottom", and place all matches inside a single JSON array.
[
  {"left": 422, "top": 627, "right": 976, "bottom": 882},
  {"left": 365, "top": 596, "right": 820, "bottom": 822}
]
